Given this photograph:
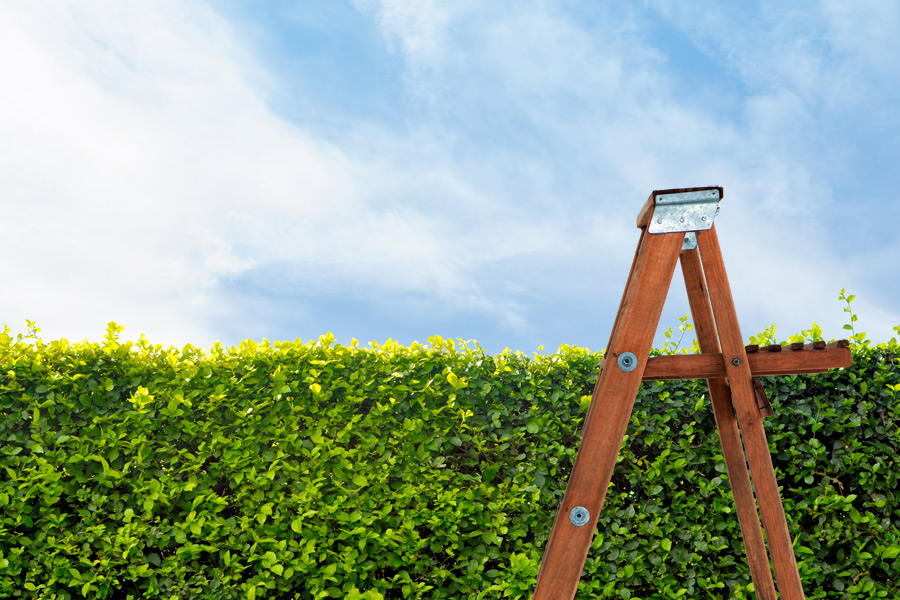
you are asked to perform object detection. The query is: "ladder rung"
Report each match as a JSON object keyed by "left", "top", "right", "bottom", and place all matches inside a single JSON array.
[{"left": 642, "top": 344, "right": 851, "bottom": 380}]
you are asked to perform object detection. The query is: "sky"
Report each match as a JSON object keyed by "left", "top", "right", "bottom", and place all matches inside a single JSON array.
[{"left": 1, "top": 1, "right": 898, "bottom": 354}]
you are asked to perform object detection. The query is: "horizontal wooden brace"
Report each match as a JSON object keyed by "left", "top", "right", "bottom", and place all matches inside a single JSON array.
[{"left": 643, "top": 344, "right": 851, "bottom": 381}]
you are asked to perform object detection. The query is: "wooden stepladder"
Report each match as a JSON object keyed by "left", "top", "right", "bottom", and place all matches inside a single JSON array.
[{"left": 533, "top": 187, "right": 852, "bottom": 600}]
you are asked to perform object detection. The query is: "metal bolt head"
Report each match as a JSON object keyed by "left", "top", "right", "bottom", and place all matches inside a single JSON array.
[
  {"left": 701, "top": 216, "right": 708, "bottom": 221},
  {"left": 732, "top": 358, "right": 741, "bottom": 366},
  {"left": 657, "top": 218, "right": 663, "bottom": 224},
  {"left": 569, "top": 506, "right": 590, "bottom": 527},
  {"left": 617, "top": 352, "right": 638, "bottom": 372}
]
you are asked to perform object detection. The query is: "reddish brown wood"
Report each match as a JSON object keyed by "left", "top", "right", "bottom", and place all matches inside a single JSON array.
[
  {"left": 753, "top": 378, "right": 775, "bottom": 418},
  {"left": 642, "top": 347, "right": 851, "bottom": 380},
  {"left": 697, "top": 226, "right": 806, "bottom": 600},
  {"left": 582, "top": 228, "right": 648, "bottom": 436},
  {"left": 535, "top": 194, "right": 849, "bottom": 600},
  {"left": 636, "top": 194, "right": 656, "bottom": 229},
  {"left": 533, "top": 230, "right": 684, "bottom": 599},
  {"left": 680, "top": 248, "right": 778, "bottom": 600}
]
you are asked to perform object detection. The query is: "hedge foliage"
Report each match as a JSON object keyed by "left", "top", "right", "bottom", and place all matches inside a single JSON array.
[{"left": 1, "top": 321, "right": 899, "bottom": 599}]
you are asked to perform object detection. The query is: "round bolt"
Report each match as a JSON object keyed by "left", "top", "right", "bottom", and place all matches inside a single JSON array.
[
  {"left": 701, "top": 216, "right": 708, "bottom": 221},
  {"left": 617, "top": 352, "right": 638, "bottom": 372},
  {"left": 732, "top": 358, "right": 741, "bottom": 366},
  {"left": 680, "top": 217, "right": 686, "bottom": 223},
  {"left": 569, "top": 506, "right": 590, "bottom": 527},
  {"left": 657, "top": 218, "right": 663, "bottom": 224}
]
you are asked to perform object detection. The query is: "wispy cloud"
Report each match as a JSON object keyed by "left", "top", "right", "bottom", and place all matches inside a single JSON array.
[
  {"left": 1, "top": 2, "right": 352, "bottom": 344},
  {"left": 1, "top": 1, "right": 896, "bottom": 351},
  {"left": 339, "top": 0, "right": 899, "bottom": 344}
]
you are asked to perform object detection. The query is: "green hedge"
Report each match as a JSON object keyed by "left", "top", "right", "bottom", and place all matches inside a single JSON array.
[{"left": 1, "top": 323, "right": 898, "bottom": 599}]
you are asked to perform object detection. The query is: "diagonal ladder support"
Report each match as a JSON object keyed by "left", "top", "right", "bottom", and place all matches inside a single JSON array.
[{"left": 532, "top": 187, "right": 851, "bottom": 599}]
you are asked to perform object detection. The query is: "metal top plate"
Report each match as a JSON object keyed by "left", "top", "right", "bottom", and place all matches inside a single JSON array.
[{"left": 648, "top": 188, "right": 721, "bottom": 234}]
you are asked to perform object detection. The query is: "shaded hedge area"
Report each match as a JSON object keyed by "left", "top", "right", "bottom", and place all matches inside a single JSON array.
[{"left": 1, "top": 324, "right": 899, "bottom": 599}]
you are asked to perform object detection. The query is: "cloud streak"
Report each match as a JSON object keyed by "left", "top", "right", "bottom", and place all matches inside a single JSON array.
[{"left": 1, "top": 1, "right": 896, "bottom": 351}]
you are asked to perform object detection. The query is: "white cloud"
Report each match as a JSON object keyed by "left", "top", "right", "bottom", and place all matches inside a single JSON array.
[
  {"left": 0, "top": 1, "right": 536, "bottom": 346},
  {"left": 0, "top": 1, "right": 895, "bottom": 350},
  {"left": 345, "top": 0, "right": 898, "bottom": 342},
  {"left": 351, "top": 0, "right": 452, "bottom": 64}
]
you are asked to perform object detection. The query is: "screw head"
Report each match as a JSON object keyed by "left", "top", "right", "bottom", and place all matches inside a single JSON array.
[
  {"left": 701, "top": 216, "right": 708, "bottom": 221},
  {"left": 569, "top": 506, "right": 590, "bottom": 527},
  {"left": 732, "top": 358, "right": 741, "bottom": 366},
  {"left": 657, "top": 218, "right": 663, "bottom": 224},
  {"left": 617, "top": 352, "right": 638, "bottom": 372}
]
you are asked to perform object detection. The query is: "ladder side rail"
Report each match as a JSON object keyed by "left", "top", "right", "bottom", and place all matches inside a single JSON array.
[
  {"left": 533, "top": 230, "right": 684, "bottom": 599},
  {"left": 697, "top": 226, "right": 806, "bottom": 600},
  {"left": 680, "top": 247, "right": 778, "bottom": 600},
  {"left": 582, "top": 228, "right": 648, "bottom": 439},
  {"left": 548, "top": 228, "right": 650, "bottom": 570}
]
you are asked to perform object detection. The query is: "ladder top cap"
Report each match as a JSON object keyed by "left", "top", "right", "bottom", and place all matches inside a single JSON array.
[{"left": 637, "top": 186, "right": 724, "bottom": 231}]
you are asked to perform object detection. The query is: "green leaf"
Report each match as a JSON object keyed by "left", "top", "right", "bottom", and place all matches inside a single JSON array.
[
  {"left": 291, "top": 517, "right": 304, "bottom": 533},
  {"left": 2, "top": 318, "right": 897, "bottom": 597},
  {"left": 346, "top": 588, "right": 364, "bottom": 600},
  {"left": 483, "top": 463, "right": 501, "bottom": 483}
]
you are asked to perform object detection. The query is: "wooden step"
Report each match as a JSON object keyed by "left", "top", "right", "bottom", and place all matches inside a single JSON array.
[{"left": 642, "top": 341, "right": 851, "bottom": 381}]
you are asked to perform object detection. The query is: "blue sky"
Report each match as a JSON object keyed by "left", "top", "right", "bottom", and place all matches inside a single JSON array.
[{"left": 1, "top": 1, "right": 898, "bottom": 353}]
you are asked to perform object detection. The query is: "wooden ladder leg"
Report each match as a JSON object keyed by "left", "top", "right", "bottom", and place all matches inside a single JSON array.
[
  {"left": 582, "top": 228, "right": 648, "bottom": 437},
  {"left": 534, "top": 230, "right": 684, "bottom": 600},
  {"left": 697, "top": 225, "right": 805, "bottom": 600},
  {"left": 680, "top": 248, "right": 778, "bottom": 600}
]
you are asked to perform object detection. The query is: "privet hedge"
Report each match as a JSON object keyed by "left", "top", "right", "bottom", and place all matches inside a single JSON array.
[{"left": 1, "top": 322, "right": 899, "bottom": 599}]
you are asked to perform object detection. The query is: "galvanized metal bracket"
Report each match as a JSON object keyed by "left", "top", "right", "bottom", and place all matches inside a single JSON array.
[{"left": 648, "top": 188, "right": 721, "bottom": 234}]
